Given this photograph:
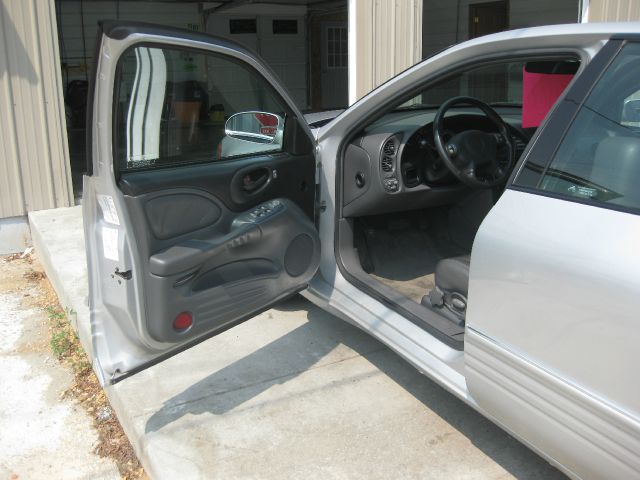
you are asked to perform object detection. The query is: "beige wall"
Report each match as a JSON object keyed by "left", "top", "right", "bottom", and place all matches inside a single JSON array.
[
  {"left": 0, "top": 0, "right": 73, "bottom": 218},
  {"left": 350, "top": 0, "right": 423, "bottom": 103},
  {"left": 587, "top": 0, "right": 640, "bottom": 21}
]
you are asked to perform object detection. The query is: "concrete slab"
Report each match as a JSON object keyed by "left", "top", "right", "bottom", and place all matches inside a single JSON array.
[
  {"left": 29, "top": 206, "right": 92, "bottom": 358},
  {"left": 0, "top": 215, "right": 31, "bottom": 254},
  {"left": 0, "top": 255, "right": 120, "bottom": 480},
  {"left": 30, "top": 206, "right": 566, "bottom": 480}
]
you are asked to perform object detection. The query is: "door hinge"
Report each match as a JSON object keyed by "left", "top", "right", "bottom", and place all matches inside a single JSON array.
[
  {"left": 113, "top": 268, "right": 132, "bottom": 280},
  {"left": 317, "top": 200, "right": 327, "bottom": 212}
]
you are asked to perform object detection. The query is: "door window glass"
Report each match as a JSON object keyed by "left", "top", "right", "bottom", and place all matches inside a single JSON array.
[
  {"left": 518, "top": 43, "right": 640, "bottom": 212},
  {"left": 115, "top": 45, "right": 288, "bottom": 171}
]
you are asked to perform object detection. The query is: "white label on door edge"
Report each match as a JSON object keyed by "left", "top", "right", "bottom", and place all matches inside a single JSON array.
[
  {"left": 97, "top": 194, "right": 120, "bottom": 225},
  {"left": 102, "top": 227, "right": 119, "bottom": 262}
]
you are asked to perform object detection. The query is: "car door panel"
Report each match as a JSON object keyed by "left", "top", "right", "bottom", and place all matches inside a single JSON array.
[
  {"left": 85, "top": 22, "right": 320, "bottom": 384},
  {"left": 141, "top": 191, "right": 223, "bottom": 240},
  {"left": 467, "top": 191, "right": 640, "bottom": 479},
  {"left": 466, "top": 39, "right": 640, "bottom": 479},
  {"left": 118, "top": 155, "right": 318, "bottom": 346},
  {"left": 117, "top": 152, "right": 316, "bottom": 218},
  {"left": 131, "top": 194, "right": 318, "bottom": 344},
  {"left": 466, "top": 326, "right": 640, "bottom": 480}
]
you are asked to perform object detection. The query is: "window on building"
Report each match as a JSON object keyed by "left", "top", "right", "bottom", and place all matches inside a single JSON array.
[
  {"left": 273, "top": 19, "right": 298, "bottom": 34},
  {"left": 230, "top": 19, "right": 257, "bottom": 34},
  {"left": 326, "top": 26, "right": 347, "bottom": 69}
]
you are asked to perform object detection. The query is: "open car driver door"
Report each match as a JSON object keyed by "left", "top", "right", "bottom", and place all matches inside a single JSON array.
[{"left": 84, "top": 22, "right": 320, "bottom": 385}]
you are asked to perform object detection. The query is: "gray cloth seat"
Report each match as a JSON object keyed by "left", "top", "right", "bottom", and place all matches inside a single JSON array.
[
  {"left": 422, "top": 255, "right": 470, "bottom": 325},
  {"left": 434, "top": 255, "right": 470, "bottom": 298},
  {"left": 590, "top": 135, "right": 640, "bottom": 208}
]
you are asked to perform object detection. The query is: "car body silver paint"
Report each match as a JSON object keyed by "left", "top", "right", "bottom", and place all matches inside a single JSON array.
[
  {"left": 466, "top": 329, "right": 640, "bottom": 479},
  {"left": 466, "top": 189, "right": 640, "bottom": 478}
]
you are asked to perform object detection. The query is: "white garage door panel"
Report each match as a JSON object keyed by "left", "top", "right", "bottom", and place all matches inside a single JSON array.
[
  {"left": 207, "top": 14, "right": 308, "bottom": 109},
  {"left": 208, "top": 15, "right": 259, "bottom": 53}
]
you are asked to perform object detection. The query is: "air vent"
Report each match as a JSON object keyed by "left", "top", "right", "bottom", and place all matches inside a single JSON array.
[
  {"left": 383, "top": 139, "right": 396, "bottom": 156},
  {"left": 381, "top": 156, "right": 394, "bottom": 172}
]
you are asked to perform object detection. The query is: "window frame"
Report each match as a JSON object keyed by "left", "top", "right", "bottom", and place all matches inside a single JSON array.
[
  {"left": 111, "top": 41, "right": 294, "bottom": 178},
  {"left": 506, "top": 39, "right": 640, "bottom": 216}
]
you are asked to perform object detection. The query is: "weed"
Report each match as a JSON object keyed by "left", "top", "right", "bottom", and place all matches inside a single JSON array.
[
  {"left": 50, "top": 330, "right": 73, "bottom": 358},
  {"left": 46, "top": 307, "right": 88, "bottom": 374},
  {"left": 46, "top": 306, "right": 65, "bottom": 322}
]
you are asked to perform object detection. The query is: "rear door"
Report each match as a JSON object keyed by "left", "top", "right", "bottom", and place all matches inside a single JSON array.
[
  {"left": 84, "top": 22, "right": 320, "bottom": 385},
  {"left": 466, "top": 38, "right": 640, "bottom": 478}
]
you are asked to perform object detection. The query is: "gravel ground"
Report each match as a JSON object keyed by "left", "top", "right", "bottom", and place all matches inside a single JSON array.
[{"left": 0, "top": 254, "right": 121, "bottom": 480}]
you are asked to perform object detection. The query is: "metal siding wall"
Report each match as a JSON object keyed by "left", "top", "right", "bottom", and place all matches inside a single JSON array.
[
  {"left": 353, "top": 0, "right": 422, "bottom": 102},
  {"left": 588, "top": 0, "right": 640, "bottom": 21},
  {"left": 57, "top": 1, "right": 202, "bottom": 83},
  {"left": 0, "top": 0, "right": 72, "bottom": 218}
]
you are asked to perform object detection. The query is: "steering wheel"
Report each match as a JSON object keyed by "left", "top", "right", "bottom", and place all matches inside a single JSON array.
[{"left": 433, "top": 96, "right": 516, "bottom": 188}]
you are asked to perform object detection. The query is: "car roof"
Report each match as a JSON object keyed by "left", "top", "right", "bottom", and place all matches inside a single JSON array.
[
  {"left": 454, "top": 21, "right": 639, "bottom": 51},
  {"left": 447, "top": 22, "right": 640, "bottom": 52}
]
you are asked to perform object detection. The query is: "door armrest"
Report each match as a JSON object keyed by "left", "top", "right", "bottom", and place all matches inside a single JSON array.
[{"left": 149, "top": 224, "right": 261, "bottom": 276}]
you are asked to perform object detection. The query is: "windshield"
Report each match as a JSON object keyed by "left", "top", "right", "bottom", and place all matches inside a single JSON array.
[
  {"left": 395, "top": 58, "right": 579, "bottom": 112},
  {"left": 396, "top": 62, "right": 526, "bottom": 110}
]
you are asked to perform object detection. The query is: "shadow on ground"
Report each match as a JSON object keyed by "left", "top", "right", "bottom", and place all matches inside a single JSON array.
[{"left": 145, "top": 296, "right": 565, "bottom": 479}]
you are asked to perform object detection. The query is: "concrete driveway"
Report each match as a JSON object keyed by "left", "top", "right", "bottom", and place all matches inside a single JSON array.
[{"left": 30, "top": 206, "right": 566, "bottom": 479}]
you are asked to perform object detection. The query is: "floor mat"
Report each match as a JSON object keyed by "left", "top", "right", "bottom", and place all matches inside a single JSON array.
[
  {"left": 362, "top": 224, "right": 465, "bottom": 304},
  {"left": 371, "top": 272, "right": 436, "bottom": 304}
]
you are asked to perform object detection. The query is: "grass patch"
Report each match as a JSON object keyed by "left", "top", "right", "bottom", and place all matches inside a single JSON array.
[
  {"left": 47, "top": 307, "right": 91, "bottom": 373},
  {"left": 44, "top": 301, "right": 145, "bottom": 478}
]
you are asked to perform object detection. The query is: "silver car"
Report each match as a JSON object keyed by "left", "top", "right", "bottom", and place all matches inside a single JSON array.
[{"left": 84, "top": 21, "right": 640, "bottom": 479}]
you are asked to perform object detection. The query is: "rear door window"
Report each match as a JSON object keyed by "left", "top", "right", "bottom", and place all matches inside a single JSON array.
[{"left": 515, "top": 42, "right": 640, "bottom": 213}]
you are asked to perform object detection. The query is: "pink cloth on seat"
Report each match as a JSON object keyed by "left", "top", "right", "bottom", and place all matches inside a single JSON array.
[{"left": 522, "top": 69, "right": 574, "bottom": 128}]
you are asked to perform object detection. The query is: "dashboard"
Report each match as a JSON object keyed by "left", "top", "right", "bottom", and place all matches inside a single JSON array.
[{"left": 342, "top": 107, "right": 531, "bottom": 218}]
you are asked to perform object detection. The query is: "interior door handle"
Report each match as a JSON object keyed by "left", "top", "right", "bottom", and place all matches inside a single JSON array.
[{"left": 242, "top": 168, "right": 270, "bottom": 193}]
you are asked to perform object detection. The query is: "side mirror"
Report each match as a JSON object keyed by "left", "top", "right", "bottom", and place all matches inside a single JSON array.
[{"left": 225, "top": 111, "right": 283, "bottom": 144}]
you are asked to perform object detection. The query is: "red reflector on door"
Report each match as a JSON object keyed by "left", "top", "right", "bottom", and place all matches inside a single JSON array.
[{"left": 173, "top": 312, "right": 193, "bottom": 331}]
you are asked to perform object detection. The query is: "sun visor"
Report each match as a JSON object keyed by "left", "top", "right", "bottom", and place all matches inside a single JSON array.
[{"left": 522, "top": 61, "right": 577, "bottom": 128}]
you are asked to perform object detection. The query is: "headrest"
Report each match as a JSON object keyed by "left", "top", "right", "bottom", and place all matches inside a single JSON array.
[{"left": 591, "top": 136, "right": 640, "bottom": 208}]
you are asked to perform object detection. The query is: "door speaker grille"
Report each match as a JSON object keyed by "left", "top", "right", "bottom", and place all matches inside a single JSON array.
[{"left": 284, "top": 234, "right": 313, "bottom": 277}]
